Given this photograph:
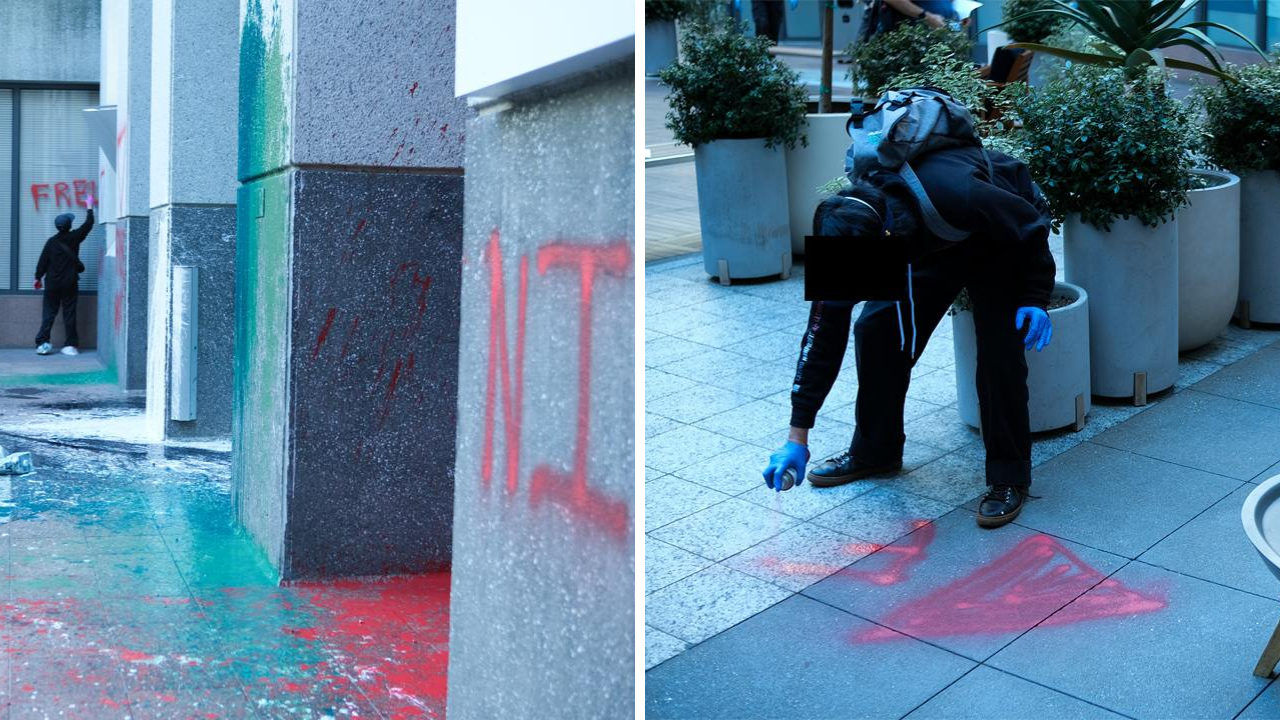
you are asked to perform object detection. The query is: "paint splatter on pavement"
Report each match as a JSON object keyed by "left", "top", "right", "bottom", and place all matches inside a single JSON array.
[{"left": 0, "top": 356, "right": 450, "bottom": 718}]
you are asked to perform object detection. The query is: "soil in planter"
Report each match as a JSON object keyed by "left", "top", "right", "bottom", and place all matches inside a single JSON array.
[{"left": 949, "top": 288, "right": 1075, "bottom": 314}]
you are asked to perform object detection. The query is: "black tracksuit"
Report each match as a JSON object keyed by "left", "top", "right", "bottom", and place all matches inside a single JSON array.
[
  {"left": 790, "top": 147, "right": 1055, "bottom": 488},
  {"left": 34, "top": 209, "right": 93, "bottom": 347}
]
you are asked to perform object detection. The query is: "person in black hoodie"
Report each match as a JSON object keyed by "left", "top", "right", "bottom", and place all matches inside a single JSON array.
[
  {"left": 762, "top": 145, "right": 1055, "bottom": 528},
  {"left": 34, "top": 198, "right": 94, "bottom": 356}
]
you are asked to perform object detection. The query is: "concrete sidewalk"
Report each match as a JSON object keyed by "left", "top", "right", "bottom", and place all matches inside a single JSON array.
[
  {"left": 644, "top": 253, "right": 1280, "bottom": 719},
  {"left": 0, "top": 360, "right": 448, "bottom": 718}
]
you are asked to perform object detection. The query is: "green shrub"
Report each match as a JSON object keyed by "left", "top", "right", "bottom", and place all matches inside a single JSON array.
[
  {"left": 660, "top": 18, "right": 808, "bottom": 149},
  {"left": 1196, "top": 53, "right": 1280, "bottom": 174},
  {"left": 846, "top": 22, "right": 974, "bottom": 99},
  {"left": 1002, "top": 0, "right": 1067, "bottom": 44},
  {"left": 1015, "top": 65, "right": 1195, "bottom": 230}
]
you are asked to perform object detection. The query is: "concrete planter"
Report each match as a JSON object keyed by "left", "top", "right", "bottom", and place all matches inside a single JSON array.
[
  {"left": 952, "top": 282, "right": 1091, "bottom": 433},
  {"left": 1178, "top": 169, "right": 1240, "bottom": 351},
  {"left": 784, "top": 113, "right": 851, "bottom": 256},
  {"left": 1238, "top": 170, "right": 1280, "bottom": 324},
  {"left": 645, "top": 20, "right": 678, "bottom": 76},
  {"left": 694, "top": 138, "right": 792, "bottom": 283},
  {"left": 1064, "top": 214, "right": 1178, "bottom": 401}
]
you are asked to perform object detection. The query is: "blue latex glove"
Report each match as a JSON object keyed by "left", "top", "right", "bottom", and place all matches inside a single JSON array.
[
  {"left": 763, "top": 441, "right": 809, "bottom": 492},
  {"left": 790, "top": 0, "right": 799, "bottom": 8},
  {"left": 1016, "top": 307, "right": 1053, "bottom": 352}
]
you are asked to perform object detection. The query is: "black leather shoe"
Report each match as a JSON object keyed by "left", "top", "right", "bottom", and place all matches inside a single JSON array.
[
  {"left": 808, "top": 451, "right": 903, "bottom": 487},
  {"left": 977, "top": 485, "right": 1027, "bottom": 528}
]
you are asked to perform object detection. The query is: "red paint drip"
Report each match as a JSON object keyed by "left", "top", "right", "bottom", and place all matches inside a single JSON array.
[
  {"left": 480, "top": 229, "right": 529, "bottom": 495},
  {"left": 408, "top": 81, "right": 419, "bottom": 96},
  {"left": 313, "top": 308, "right": 338, "bottom": 359}
]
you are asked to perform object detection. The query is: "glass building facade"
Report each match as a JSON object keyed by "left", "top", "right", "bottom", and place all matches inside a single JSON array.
[{"left": 0, "top": 84, "right": 104, "bottom": 294}]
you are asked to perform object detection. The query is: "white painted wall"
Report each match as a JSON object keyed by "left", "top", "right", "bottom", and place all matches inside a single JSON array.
[
  {"left": 149, "top": 0, "right": 173, "bottom": 209},
  {"left": 455, "top": 0, "right": 633, "bottom": 100}
]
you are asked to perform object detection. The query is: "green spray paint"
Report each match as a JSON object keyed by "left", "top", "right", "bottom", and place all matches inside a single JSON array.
[
  {"left": 0, "top": 367, "right": 117, "bottom": 387},
  {"left": 239, "top": 0, "right": 292, "bottom": 181}
]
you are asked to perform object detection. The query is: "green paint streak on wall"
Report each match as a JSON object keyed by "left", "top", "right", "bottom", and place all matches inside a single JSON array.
[
  {"left": 238, "top": 0, "right": 292, "bottom": 181},
  {"left": 233, "top": 173, "right": 293, "bottom": 574}
]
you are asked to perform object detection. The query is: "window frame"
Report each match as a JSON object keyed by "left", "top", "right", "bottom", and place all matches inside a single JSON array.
[{"left": 0, "top": 80, "right": 100, "bottom": 296}]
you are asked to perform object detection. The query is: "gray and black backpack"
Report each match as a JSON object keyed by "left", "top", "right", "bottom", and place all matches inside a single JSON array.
[{"left": 844, "top": 87, "right": 993, "bottom": 242}]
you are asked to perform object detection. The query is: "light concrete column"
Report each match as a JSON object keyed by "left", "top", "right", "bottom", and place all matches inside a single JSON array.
[
  {"left": 96, "top": 0, "right": 149, "bottom": 387},
  {"left": 445, "top": 59, "right": 636, "bottom": 720},
  {"left": 233, "top": 0, "right": 471, "bottom": 588},
  {"left": 144, "top": 0, "right": 238, "bottom": 440}
]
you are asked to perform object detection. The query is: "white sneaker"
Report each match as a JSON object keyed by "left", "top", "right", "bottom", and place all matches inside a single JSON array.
[
  {"left": 35, "top": 343, "right": 52, "bottom": 355},
  {"left": 60, "top": 346, "right": 79, "bottom": 356}
]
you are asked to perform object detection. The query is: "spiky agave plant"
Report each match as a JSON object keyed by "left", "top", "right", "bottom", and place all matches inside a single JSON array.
[{"left": 991, "top": 0, "right": 1268, "bottom": 82}]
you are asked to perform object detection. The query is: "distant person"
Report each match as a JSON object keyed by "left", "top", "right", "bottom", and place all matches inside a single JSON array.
[
  {"left": 34, "top": 197, "right": 94, "bottom": 356},
  {"left": 752, "top": 0, "right": 787, "bottom": 42},
  {"left": 862, "top": 0, "right": 960, "bottom": 38}
]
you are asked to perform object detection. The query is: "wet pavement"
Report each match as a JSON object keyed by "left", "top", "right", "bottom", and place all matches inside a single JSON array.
[{"left": 0, "top": 351, "right": 448, "bottom": 719}]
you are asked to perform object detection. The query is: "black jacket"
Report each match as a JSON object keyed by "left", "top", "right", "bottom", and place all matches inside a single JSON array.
[
  {"left": 35, "top": 209, "right": 93, "bottom": 290},
  {"left": 788, "top": 147, "right": 1055, "bottom": 429}
]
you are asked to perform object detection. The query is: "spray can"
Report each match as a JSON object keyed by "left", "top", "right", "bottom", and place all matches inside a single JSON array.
[{"left": 778, "top": 467, "right": 798, "bottom": 492}]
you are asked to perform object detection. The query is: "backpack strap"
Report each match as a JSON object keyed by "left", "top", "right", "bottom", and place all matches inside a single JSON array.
[{"left": 898, "top": 161, "right": 970, "bottom": 242}]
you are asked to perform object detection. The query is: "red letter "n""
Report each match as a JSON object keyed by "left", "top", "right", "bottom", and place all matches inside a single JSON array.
[{"left": 480, "top": 229, "right": 528, "bottom": 495}]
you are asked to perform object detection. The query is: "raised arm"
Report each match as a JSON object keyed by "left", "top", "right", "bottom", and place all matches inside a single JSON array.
[{"left": 69, "top": 207, "right": 95, "bottom": 245}]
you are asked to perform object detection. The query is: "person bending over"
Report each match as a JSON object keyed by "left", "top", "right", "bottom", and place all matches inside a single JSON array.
[
  {"left": 763, "top": 145, "right": 1055, "bottom": 528},
  {"left": 34, "top": 198, "right": 94, "bottom": 356}
]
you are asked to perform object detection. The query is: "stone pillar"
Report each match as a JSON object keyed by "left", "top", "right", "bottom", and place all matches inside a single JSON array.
[
  {"left": 446, "top": 64, "right": 636, "bottom": 720},
  {"left": 233, "top": 0, "right": 471, "bottom": 580},
  {"left": 144, "top": 0, "right": 238, "bottom": 440},
  {"left": 96, "top": 0, "right": 149, "bottom": 387}
]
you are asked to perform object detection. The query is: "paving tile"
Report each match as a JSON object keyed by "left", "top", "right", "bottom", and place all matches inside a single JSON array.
[
  {"left": 645, "top": 626, "right": 687, "bottom": 671},
  {"left": 1238, "top": 677, "right": 1280, "bottom": 719},
  {"left": 644, "top": 412, "right": 681, "bottom": 439},
  {"left": 988, "top": 563, "right": 1275, "bottom": 719},
  {"left": 806, "top": 510, "right": 1127, "bottom": 661},
  {"left": 689, "top": 294, "right": 799, "bottom": 323},
  {"left": 667, "top": 317, "right": 774, "bottom": 347},
  {"left": 694, "top": 400, "right": 792, "bottom": 445},
  {"left": 1091, "top": 390, "right": 1280, "bottom": 481},
  {"left": 645, "top": 335, "right": 709, "bottom": 368},
  {"left": 650, "top": 498, "right": 799, "bottom": 562},
  {"left": 646, "top": 308, "right": 729, "bottom": 340},
  {"left": 1220, "top": 323, "right": 1280, "bottom": 350},
  {"left": 646, "top": 539, "right": 713, "bottom": 595},
  {"left": 877, "top": 451, "right": 989, "bottom": 506},
  {"left": 811, "top": 486, "right": 953, "bottom": 545},
  {"left": 1011, "top": 442, "right": 1240, "bottom": 558},
  {"left": 799, "top": 420, "right": 859, "bottom": 463},
  {"left": 645, "top": 425, "right": 740, "bottom": 475},
  {"left": 1073, "top": 400, "right": 1149, "bottom": 442},
  {"left": 908, "top": 368, "right": 960, "bottom": 407},
  {"left": 916, "top": 334, "right": 959, "bottom": 369},
  {"left": 671, "top": 443, "right": 775, "bottom": 496},
  {"left": 722, "top": 522, "right": 870, "bottom": 592},
  {"left": 1029, "top": 429, "right": 1088, "bottom": 468},
  {"left": 643, "top": 476, "right": 732, "bottom": 532},
  {"left": 738, "top": 475, "right": 877, "bottom": 521},
  {"left": 644, "top": 368, "right": 699, "bottom": 403},
  {"left": 905, "top": 665, "right": 1125, "bottom": 719},
  {"left": 647, "top": 383, "right": 757, "bottom": 426},
  {"left": 1138, "top": 484, "right": 1279, "bottom": 599},
  {"left": 1192, "top": 346, "right": 1280, "bottom": 410},
  {"left": 128, "top": 688, "right": 261, "bottom": 720},
  {"left": 723, "top": 329, "right": 805, "bottom": 363},
  {"left": 645, "top": 467, "right": 663, "bottom": 483},
  {"left": 661, "top": 348, "right": 761, "bottom": 381},
  {"left": 703, "top": 359, "right": 797, "bottom": 398},
  {"left": 644, "top": 564, "right": 791, "bottom": 645},
  {"left": 905, "top": 406, "right": 981, "bottom": 452},
  {"left": 1254, "top": 459, "right": 1280, "bottom": 485},
  {"left": 645, "top": 594, "right": 975, "bottom": 719}
]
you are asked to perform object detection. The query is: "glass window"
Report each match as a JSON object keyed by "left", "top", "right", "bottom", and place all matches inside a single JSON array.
[
  {"left": 1206, "top": 0, "right": 1260, "bottom": 47},
  {"left": 1268, "top": 0, "right": 1280, "bottom": 47},
  {"left": 18, "top": 88, "right": 102, "bottom": 292},
  {"left": 0, "top": 90, "right": 11, "bottom": 291}
]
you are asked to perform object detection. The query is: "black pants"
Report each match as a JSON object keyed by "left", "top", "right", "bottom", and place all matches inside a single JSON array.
[
  {"left": 752, "top": 0, "right": 786, "bottom": 42},
  {"left": 36, "top": 286, "right": 79, "bottom": 348},
  {"left": 850, "top": 240, "right": 1032, "bottom": 488}
]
